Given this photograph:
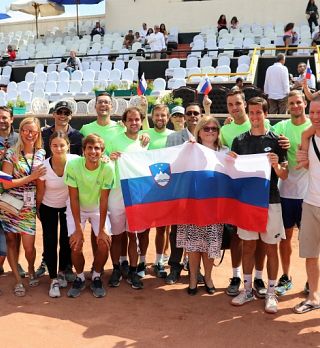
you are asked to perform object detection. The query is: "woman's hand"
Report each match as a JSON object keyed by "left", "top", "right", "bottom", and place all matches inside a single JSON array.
[
  {"left": 109, "top": 152, "right": 121, "bottom": 161},
  {"left": 30, "top": 165, "right": 46, "bottom": 181}
]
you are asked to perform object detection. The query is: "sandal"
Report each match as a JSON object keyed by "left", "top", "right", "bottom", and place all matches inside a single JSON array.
[
  {"left": 293, "top": 300, "right": 320, "bottom": 314},
  {"left": 14, "top": 283, "right": 26, "bottom": 297},
  {"left": 29, "top": 274, "right": 39, "bottom": 287}
]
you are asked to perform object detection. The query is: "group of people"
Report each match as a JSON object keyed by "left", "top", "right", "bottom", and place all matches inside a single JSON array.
[
  {"left": 0, "top": 88, "right": 318, "bottom": 315},
  {"left": 217, "top": 15, "right": 239, "bottom": 32}
]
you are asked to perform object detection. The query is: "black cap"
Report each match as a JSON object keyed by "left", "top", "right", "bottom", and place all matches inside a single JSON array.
[{"left": 54, "top": 101, "right": 72, "bottom": 113}]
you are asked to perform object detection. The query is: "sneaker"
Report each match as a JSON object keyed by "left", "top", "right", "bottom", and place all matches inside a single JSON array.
[
  {"left": 57, "top": 273, "right": 68, "bottom": 288},
  {"left": 120, "top": 260, "right": 129, "bottom": 279},
  {"left": 127, "top": 271, "right": 144, "bottom": 289},
  {"left": 153, "top": 263, "right": 167, "bottom": 278},
  {"left": 18, "top": 263, "right": 26, "bottom": 278},
  {"left": 35, "top": 261, "right": 47, "bottom": 278},
  {"left": 137, "top": 262, "right": 147, "bottom": 278},
  {"left": 231, "top": 289, "right": 255, "bottom": 306},
  {"left": 254, "top": 278, "right": 267, "bottom": 299},
  {"left": 90, "top": 277, "right": 106, "bottom": 298},
  {"left": 162, "top": 255, "right": 169, "bottom": 265},
  {"left": 64, "top": 265, "right": 76, "bottom": 283},
  {"left": 165, "top": 268, "right": 181, "bottom": 285},
  {"left": 265, "top": 293, "right": 278, "bottom": 314},
  {"left": 275, "top": 274, "right": 293, "bottom": 296},
  {"left": 108, "top": 268, "right": 122, "bottom": 287},
  {"left": 49, "top": 279, "right": 61, "bottom": 298},
  {"left": 67, "top": 277, "right": 86, "bottom": 298},
  {"left": 304, "top": 282, "right": 310, "bottom": 295},
  {"left": 226, "top": 277, "right": 241, "bottom": 296}
]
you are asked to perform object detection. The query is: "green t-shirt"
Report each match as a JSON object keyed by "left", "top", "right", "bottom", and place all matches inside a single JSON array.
[
  {"left": 80, "top": 120, "right": 125, "bottom": 154},
  {"left": 64, "top": 157, "right": 114, "bottom": 211},
  {"left": 273, "top": 118, "right": 311, "bottom": 169},
  {"left": 107, "top": 133, "right": 148, "bottom": 187},
  {"left": 221, "top": 119, "right": 272, "bottom": 148},
  {"left": 140, "top": 128, "right": 175, "bottom": 150}
]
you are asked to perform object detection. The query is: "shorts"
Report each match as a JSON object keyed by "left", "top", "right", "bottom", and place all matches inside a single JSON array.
[
  {"left": 66, "top": 206, "right": 111, "bottom": 237},
  {"left": 280, "top": 198, "right": 303, "bottom": 229},
  {"left": 0, "top": 223, "right": 6, "bottom": 256},
  {"left": 299, "top": 202, "right": 320, "bottom": 258},
  {"left": 237, "top": 204, "right": 286, "bottom": 245},
  {"left": 108, "top": 187, "right": 128, "bottom": 236}
]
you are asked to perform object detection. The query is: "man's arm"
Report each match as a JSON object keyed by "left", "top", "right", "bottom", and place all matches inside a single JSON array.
[{"left": 282, "top": 67, "right": 290, "bottom": 95}]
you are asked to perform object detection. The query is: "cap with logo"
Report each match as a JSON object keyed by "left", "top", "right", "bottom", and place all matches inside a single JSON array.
[
  {"left": 171, "top": 106, "right": 185, "bottom": 116},
  {"left": 54, "top": 101, "right": 72, "bottom": 113}
]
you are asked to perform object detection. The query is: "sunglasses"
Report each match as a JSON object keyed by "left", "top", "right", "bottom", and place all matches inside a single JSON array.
[
  {"left": 171, "top": 114, "right": 184, "bottom": 118},
  {"left": 202, "top": 126, "right": 219, "bottom": 133},
  {"left": 186, "top": 111, "right": 201, "bottom": 116},
  {"left": 56, "top": 110, "right": 71, "bottom": 116},
  {"left": 21, "top": 129, "right": 39, "bottom": 136}
]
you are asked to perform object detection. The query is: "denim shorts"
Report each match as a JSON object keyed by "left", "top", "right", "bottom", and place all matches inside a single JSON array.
[{"left": 0, "top": 223, "right": 6, "bottom": 256}]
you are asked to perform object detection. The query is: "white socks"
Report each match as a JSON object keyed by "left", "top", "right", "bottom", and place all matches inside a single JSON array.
[
  {"left": 77, "top": 273, "right": 85, "bottom": 282},
  {"left": 243, "top": 274, "right": 252, "bottom": 292},
  {"left": 233, "top": 267, "right": 241, "bottom": 279},
  {"left": 255, "top": 270, "right": 263, "bottom": 280},
  {"left": 267, "top": 279, "right": 276, "bottom": 294},
  {"left": 155, "top": 253, "right": 163, "bottom": 265}
]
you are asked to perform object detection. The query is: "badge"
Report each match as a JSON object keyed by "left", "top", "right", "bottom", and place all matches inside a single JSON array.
[{"left": 23, "top": 191, "right": 35, "bottom": 207}]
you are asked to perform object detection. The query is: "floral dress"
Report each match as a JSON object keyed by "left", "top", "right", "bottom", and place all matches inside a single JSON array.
[{"left": 1, "top": 148, "right": 45, "bottom": 235}]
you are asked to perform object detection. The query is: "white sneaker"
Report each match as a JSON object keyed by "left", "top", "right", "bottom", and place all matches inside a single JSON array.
[
  {"left": 265, "top": 293, "right": 278, "bottom": 313},
  {"left": 49, "top": 279, "right": 61, "bottom": 298},
  {"left": 231, "top": 289, "right": 255, "bottom": 306},
  {"left": 57, "top": 273, "right": 68, "bottom": 288}
]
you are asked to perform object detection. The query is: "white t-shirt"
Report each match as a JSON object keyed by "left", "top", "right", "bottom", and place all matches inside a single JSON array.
[
  {"left": 304, "top": 135, "right": 320, "bottom": 207},
  {"left": 147, "top": 32, "right": 166, "bottom": 51},
  {"left": 264, "top": 62, "right": 290, "bottom": 100},
  {"left": 40, "top": 154, "right": 78, "bottom": 208}
]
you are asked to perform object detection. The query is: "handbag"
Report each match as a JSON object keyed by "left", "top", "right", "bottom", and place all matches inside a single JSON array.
[
  {"left": 0, "top": 192, "right": 24, "bottom": 216},
  {"left": 214, "top": 224, "right": 236, "bottom": 267}
]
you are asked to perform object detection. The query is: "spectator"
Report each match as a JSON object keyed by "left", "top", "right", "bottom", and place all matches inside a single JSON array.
[
  {"left": 139, "top": 22, "right": 148, "bottom": 40},
  {"left": 230, "top": 16, "right": 239, "bottom": 30},
  {"left": 123, "top": 30, "right": 135, "bottom": 49},
  {"left": 217, "top": 14, "right": 227, "bottom": 32},
  {"left": 264, "top": 53, "right": 290, "bottom": 114},
  {"left": 146, "top": 28, "right": 154, "bottom": 37},
  {"left": 90, "top": 21, "right": 105, "bottom": 39},
  {"left": 311, "top": 25, "right": 320, "bottom": 45},
  {"left": 170, "top": 106, "right": 185, "bottom": 131},
  {"left": 292, "top": 62, "right": 316, "bottom": 90},
  {"left": 1, "top": 117, "right": 46, "bottom": 297},
  {"left": 283, "top": 23, "right": 298, "bottom": 56},
  {"left": 7, "top": 45, "right": 16, "bottom": 61},
  {"left": 134, "top": 32, "right": 142, "bottom": 43},
  {"left": 160, "top": 23, "right": 168, "bottom": 42},
  {"left": 231, "top": 77, "right": 244, "bottom": 91},
  {"left": 177, "top": 116, "right": 225, "bottom": 296},
  {"left": 147, "top": 25, "right": 166, "bottom": 59},
  {"left": 306, "top": 0, "right": 319, "bottom": 33},
  {"left": 65, "top": 50, "right": 82, "bottom": 75}
]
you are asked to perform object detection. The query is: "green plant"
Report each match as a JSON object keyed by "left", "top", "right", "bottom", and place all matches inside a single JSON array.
[
  {"left": 146, "top": 96, "right": 158, "bottom": 106},
  {"left": 106, "top": 83, "right": 118, "bottom": 92},
  {"left": 173, "top": 97, "right": 183, "bottom": 106},
  {"left": 147, "top": 80, "right": 154, "bottom": 90},
  {"left": 159, "top": 92, "right": 174, "bottom": 105},
  {"left": 131, "top": 82, "right": 138, "bottom": 90},
  {"left": 15, "top": 98, "right": 26, "bottom": 108},
  {"left": 6, "top": 100, "right": 15, "bottom": 108}
]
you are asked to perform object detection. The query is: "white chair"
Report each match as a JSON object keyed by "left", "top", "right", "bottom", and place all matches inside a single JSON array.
[
  {"left": 25, "top": 71, "right": 35, "bottom": 83},
  {"left": 243, "top": 37, "right": 255, "bottom": 48},
  {"left": 33, "top": 81, "right": 46, "bottom": 92},
  {"left": 58, "top": 62, "right": 67, "bottom": 72},
  {"left": 59, "top": 71, "right": 70, "bottom": 82},
  {"left": 262, "top": 44, "right": 276, "bottom": 56},
  {"left": 6, "top": 90, "right": 18, "bottom": 102},
  {"left": 260, "top": 38, "right": 271, "bottom": 47},
  {"left": 170, "top": 79, "right": 186, "bottom": 89},
  {"left": 47, "top": 71, "right": 59, "bottom": 82},
  {"left": 223, "top": 44, "right": 235, "bottom": 57},
  {"left": 35, "top": 71, "right": 47, "bottom": 83},
  {"left": 0, "top": 66, "right": 12, "bottom": 84},
  {"left": 115, "top": 98, "right": 129, "bottom": 116},
  {"left": 47, "top": 64, "right": 57, "bottom": 73},
  {"left": 31, "top": 97, "right": 50, "bottom": 114},
  {"left": 187, "top": 67, "right": 202, "bottom": 83},
  {"left": 206, "top": 39, "right": 218, "bottom": 57},
  {"left": 152, "top": 78, "right": 166, "bottom": 94},
  {"left": 217, "top": 56, "right": 230, "bottom": 67},
  {"left": 45, "top": 81, "right": 58, "bottom": 94},
  {"left": 97, "top": 69, "right": 110, "bottom": 82},
  {"left": 81, "top": 61, "right": 90, "bottom": 71},
  {"left": 200, "top": 56, "right": 212, "bottom": 68},
  {"left": 215, "top": 65, "right": 231, "bottom": 77},
  {"left": 172, "top": 67, "right": 187, "bottom": 79},
  {"left": 79, "top": 80, "right": 94, "bottom": 95},
  {"left": 201, "top": 66, "right": 216, "bottom": 81},
  {"left": 69, "top": 80, "right": 82, "bottom": 95},
  {"left": 128, "top": 58, "right": 139, "bottom": 80},
  {"left": 90, "top": 60, "right": 101, "bottom": 72},
  {"left": 186, "top": 56, "right": 199, "bottom": 69},
  {"left": 114, "top": 59, "right": 125, "bottom": 72},
  {"left": 76, "top": 101, "right": 88, "bottom": 114},
  {"left": 34, "top": 63, "right": 44, "bottom": 74},
  {"left": 236, "top": 64, "right": 249, "bottom": 73},
  {"left": 238, "top": 55, "right": 251, "bottom": 66},
  {"left": 119, "top": 48, "right": 130, "bottom": 62},
  {"left": 121, "top": 68, "right": 134, "bottom": 83},
  {"left": 18, "top": 81, "right": 29, "bottom": 93},
  {"left": 32, "top": 89, "right": 46, "bottom": 99},
  {"left": 7, "top": 81, "right": 17, "bottom": 93},
  {"left": 83, "top": 69, "right": 95, "bottom": 81},
  {"left": 233, "top": 38, "right": 243, "bottom": 49},
  {"left": 87, "top": 98, "right": 97, "bottom": 115},
  {"left": 102, "top": 60, "right": 112, "bottom": 71},
  {"left": 131, "top": 42, "right": 142, "bottom": 52},
  {"left": 109, "top": 68, "right": 122, "bottom": 82},
  {"left": 165, "top": 58, "right": 181, "bottom": 78},
  {"left": 71, "top": 70, "right": 83, "bottom": 81}
]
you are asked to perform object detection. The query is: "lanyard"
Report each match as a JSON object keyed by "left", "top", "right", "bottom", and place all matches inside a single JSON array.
[{"left": 21, "top": 149, "right": 35, "bottom": 175}]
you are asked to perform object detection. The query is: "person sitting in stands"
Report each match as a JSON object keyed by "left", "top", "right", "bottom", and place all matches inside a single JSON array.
[
  {"left": 123, "top": 30, "right": 135, "bottom": 49},
  {"left": 283, "top": 23, "right": 298, "bottom": 56},
  {"left": 134, "top": 32, "right": 142, "bottom": 43},
  {"left": 217, "top": 14, "right": 227, "bottom": 32},
  {"left": 65, "top": 50, "right": 82, "bottom": 75},
  {"left": 7, "top": 45, "right": 16, "bottom": 61},
  {"left": 230, "top": 16, "right": 239, "bottom": 30},
  {"left": 90, "top": 22, "right": 105, "bottom": 39}
]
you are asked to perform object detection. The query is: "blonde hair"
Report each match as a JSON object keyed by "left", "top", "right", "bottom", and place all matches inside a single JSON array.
[
  {"left": 15, "top": 117, "right": 42, "bottom": 155},
  {"left": 194, "top": 116, "right": 222, "bottom": 150}
]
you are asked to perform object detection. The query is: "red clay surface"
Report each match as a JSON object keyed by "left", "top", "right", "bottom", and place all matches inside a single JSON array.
[{"left": 0, "top": 223, "right": 319, "bottom": 348}]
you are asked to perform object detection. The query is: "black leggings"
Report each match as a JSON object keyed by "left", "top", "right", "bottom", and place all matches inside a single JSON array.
[
  {"left": 308, "top": 16, "right": 318, "bottom": 33},
  {"left": 39, "top": 203, "right": 71, "bottom": 279}
]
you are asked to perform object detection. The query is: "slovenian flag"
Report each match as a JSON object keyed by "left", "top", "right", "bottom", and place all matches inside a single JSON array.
[
  {"left": 197, "top": 76, "right": 212, "bottom": 95},
  {"left": 0, "top": 170, "right": 12, "bottom": 183},
  {"left": 118, "top": 143, "right": 271, "bottom": 232},
  {"left": 137, "top": 73, "right": 147, "bottom": 96},
  {"left": 306, "top": 60, "right": 312, "bottom": 80}
]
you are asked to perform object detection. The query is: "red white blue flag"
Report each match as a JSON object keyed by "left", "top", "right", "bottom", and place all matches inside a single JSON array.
[
  {"left": 306, "top": 60, "right": 312, "bottom": 80},
  {"left": 137, "top": 73, "right": 147, "bottom": 95},
  {"left": 197, "top": 76, "right": 212, "bottom": 95},
  {"left": 0, "top": 170, "right": 12, "bottom": 183},
  {"left": 119, "top": 143, "right": 271, "bottom": 232}
]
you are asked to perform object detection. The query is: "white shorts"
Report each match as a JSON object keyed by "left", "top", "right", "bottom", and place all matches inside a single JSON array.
[
  {"left": 66, "top": 206, "right": 111, "bottom": 237},
  {"left": 108, "top": 187, "right": 128, "bottom": 236},
  {"left": 237, "top": 203, "right": 286, "bottom": 245}
]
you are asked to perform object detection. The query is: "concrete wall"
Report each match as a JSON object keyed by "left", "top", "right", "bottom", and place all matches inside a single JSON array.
[{"left": 105, "top": 0, "right": 307, "bottom": 33}]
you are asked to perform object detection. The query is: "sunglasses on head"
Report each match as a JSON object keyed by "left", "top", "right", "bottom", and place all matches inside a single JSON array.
[
  {"left": 186, "top": 111, "right": 201, "bottom": 116},
  {"left": 202, "top": 126, "right": 219, "bottom": 133}
]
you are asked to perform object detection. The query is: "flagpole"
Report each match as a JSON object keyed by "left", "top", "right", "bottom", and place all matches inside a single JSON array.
[{"left": 76, "top": 0, "right": 79, "bottom": 37}]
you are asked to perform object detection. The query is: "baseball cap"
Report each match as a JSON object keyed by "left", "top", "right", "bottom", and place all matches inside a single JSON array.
[
  {"left": 54, "top": 101, "right": 72, "bottom": 113},
  {"left": 171, "top": 106, "right": 185, "bottom": 116}
]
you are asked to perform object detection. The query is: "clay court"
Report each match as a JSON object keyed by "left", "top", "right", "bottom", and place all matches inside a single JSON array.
[{"left": 0, "top": 224, "right": 319, "bottom": 348}]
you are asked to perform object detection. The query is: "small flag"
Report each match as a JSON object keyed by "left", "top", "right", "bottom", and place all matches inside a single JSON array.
[
  {"left": 197, "top": 76, "right": 212, "bottom": 95},
  {"left": 0, "top": 170, "right": 12, "bottom": 183},
  {"left": 306, "top": 60, "right": 312, "bottom": 80},
  {"left": 137, "top": 73, "right": 147, "bottom": 96}
]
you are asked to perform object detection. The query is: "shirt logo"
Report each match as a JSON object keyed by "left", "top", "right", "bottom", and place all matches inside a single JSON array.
[
  {"left": 149, "top": 163, "right": 171, "bottom": 187},
  {"left": 264, "top": 147, "right": 272, "bottom": 152}
]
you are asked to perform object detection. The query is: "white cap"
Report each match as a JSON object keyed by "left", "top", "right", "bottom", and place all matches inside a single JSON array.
[{"left": 171, "top": 106, "right": 185, "bottom": 115}]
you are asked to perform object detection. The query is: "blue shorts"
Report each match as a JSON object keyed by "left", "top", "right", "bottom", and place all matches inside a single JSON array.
[
  {"left": 280, "top": 198, "right": 303, "bottom": 229},
  {"left": 0, "top": 223, "right": 6, "bottom": 256}
]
